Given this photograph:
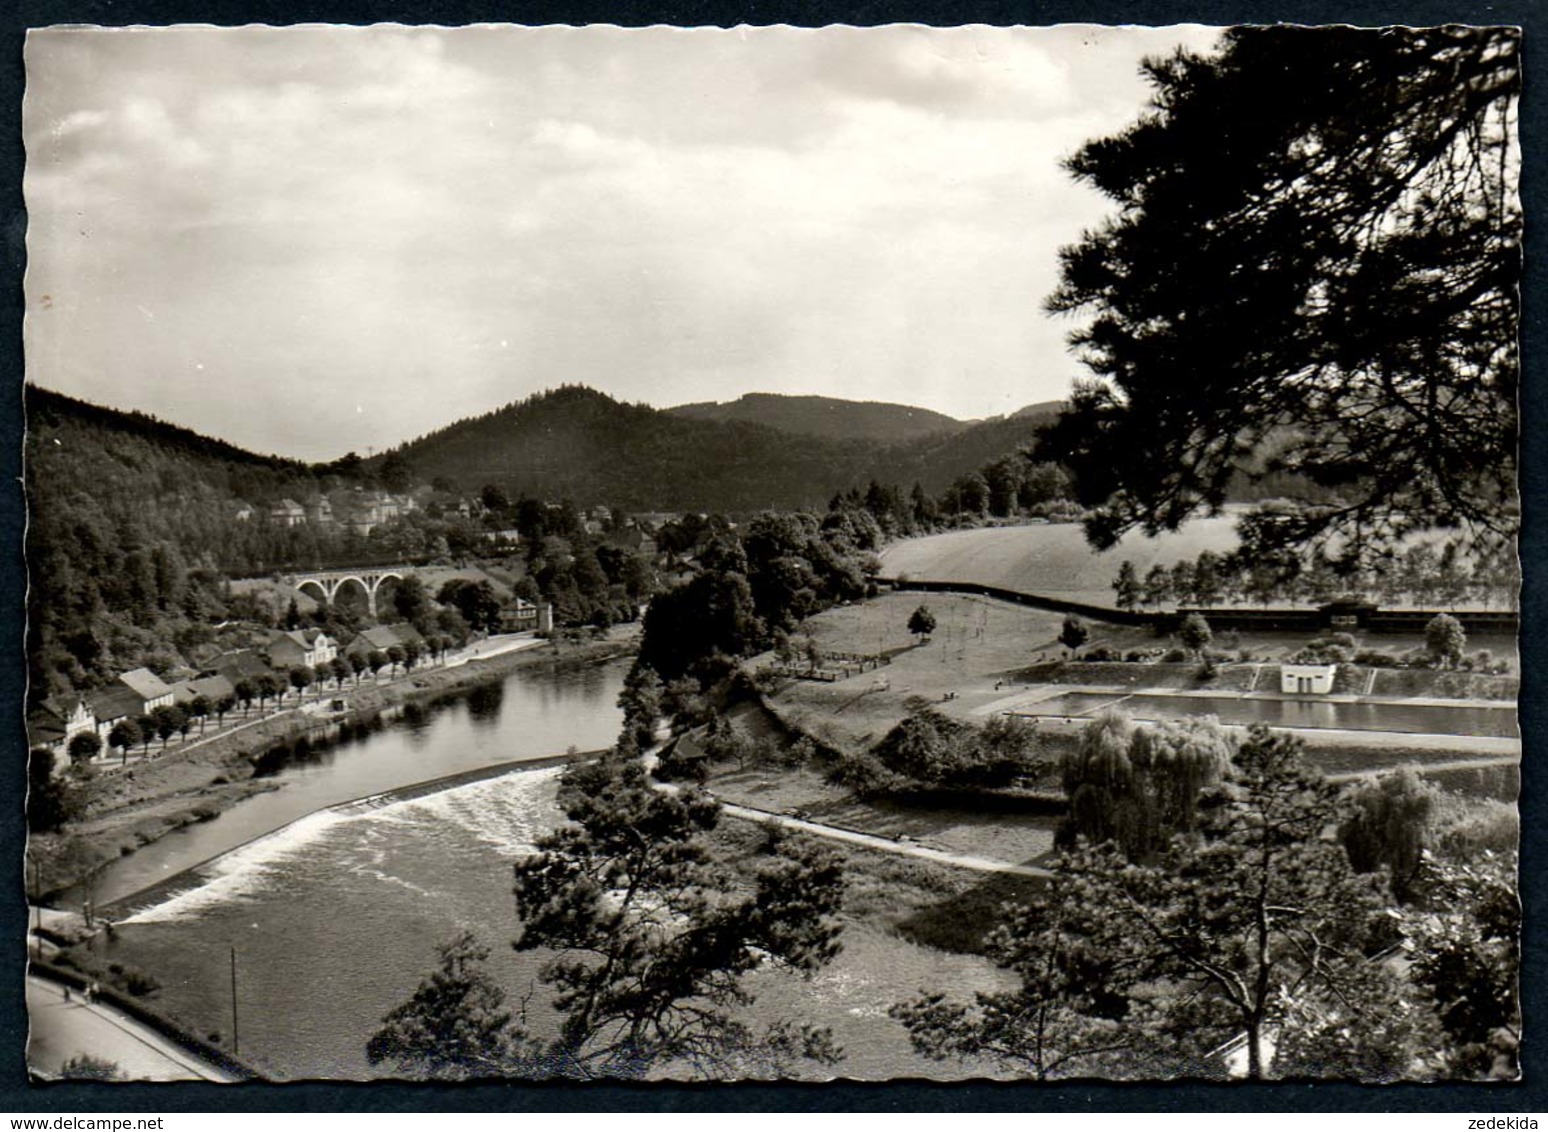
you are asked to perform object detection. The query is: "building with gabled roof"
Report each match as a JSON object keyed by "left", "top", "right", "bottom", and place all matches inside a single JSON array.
[
  {"left": 263, "top": 628, "right": 338, "bottom": 671},
  {"left": 26, "top": 711, "right": 67, "bottom": 754},
  {"left": 343, "top": 623, "right": 425, "bottom": 660},
  {"left": 171, "top": 673, "right": 237, "bottom": 709},
  {"left": 268, "top": 499, "right": 306, "bottom": 527},
  {"left": 117, "top": 668, "right": 175, "bottom": 713},
  {"left": 88, "top": 685, "right": 145, "bottom": 736},
  {"left": 499, "top": 598, "right": 554, "bottom": 634},
  {"left": 208, "top": 649, "right": 274, "bottom": 687},
  {"left": 38, "top": 693, "right": 94, "bottom": 741}
]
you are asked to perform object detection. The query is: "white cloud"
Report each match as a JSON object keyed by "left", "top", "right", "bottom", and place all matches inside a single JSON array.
[{"left": 23, "top": 23, "right": 1225, "bottom": 458}]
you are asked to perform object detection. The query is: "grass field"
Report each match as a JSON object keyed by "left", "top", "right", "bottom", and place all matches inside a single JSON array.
[
  {"left": 767, "top": 592, "right": 1516, "bottom": 789},
  {"left": 878, "top": 513, "right": 1244, "bottom": 607},
  {"left": 711, "top": 821, "right": 1024, "bottom": 1080}
]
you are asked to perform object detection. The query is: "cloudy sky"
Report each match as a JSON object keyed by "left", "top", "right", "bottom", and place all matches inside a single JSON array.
[{"left": 24, "top": 24, "right": 1221, "bottom": 461}]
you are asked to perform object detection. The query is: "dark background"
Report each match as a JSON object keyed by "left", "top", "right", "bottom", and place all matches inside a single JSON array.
[{"left": 0, "top": 0, "right": 1541, "bottom": 1113}]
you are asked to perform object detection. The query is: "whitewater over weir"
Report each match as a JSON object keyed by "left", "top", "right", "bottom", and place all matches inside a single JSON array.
[{"left": 117, "top": 766, "right": 567, "bottom": 925}]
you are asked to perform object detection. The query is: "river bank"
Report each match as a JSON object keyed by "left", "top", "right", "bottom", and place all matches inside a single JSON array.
[{"left": 28, "top": 632, "right": 637, "bottom": 900}]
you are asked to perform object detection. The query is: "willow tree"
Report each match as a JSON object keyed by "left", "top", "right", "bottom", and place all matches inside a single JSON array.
[
  {"left": 905, "top": 727, "right": 1437, "bottom": 1081},
  {"left": 1041, "top": 27, "right": 1520, "bottom": 564},
  {"left": 1060, "top": 710, "right": 1234, "bottom": 860},
  {"left": 1340, "top": 767, "right": 1439, "bottom": 903}
]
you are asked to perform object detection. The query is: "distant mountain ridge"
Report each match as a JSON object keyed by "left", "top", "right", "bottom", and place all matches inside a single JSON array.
[
  {"left": 380, "top": 386, "right": 1065, "bottom": 511},
  {"left": 26, "top": 382, "right": 1070, "bottom": 518},
  {"left": 667, "top": 392, "right": 969, "bottom": 442}
]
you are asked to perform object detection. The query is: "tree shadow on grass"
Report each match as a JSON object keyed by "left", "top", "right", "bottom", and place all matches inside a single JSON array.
[{"left": 896, "top": 867, "right": 1049, "bottom": 956}]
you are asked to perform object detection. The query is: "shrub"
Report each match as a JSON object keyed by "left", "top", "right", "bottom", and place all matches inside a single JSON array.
[
  {"left": 123, "top": 969, "right": 161, "bottom": 996},
  {"left": 1435, "top": 796, "right": 1519, "bottom": 858},
  {"left": 828, "top": 748, "right": 903, "bottom": 798},
  {"left": 1083, "top": 646, "right": 1122, "bottom": 662},
  {"left": 1162, "top": 647, "right": 1189, "bottom": 663},
  {"left": 100, "top": 961, "right": 161, "bottom": 997},
  {"left": 1353, "top": 649, "right": 1398, "bottom": 668},
  {"left": 1290, "top": 644, "right": 1349, "bottom": 664}
]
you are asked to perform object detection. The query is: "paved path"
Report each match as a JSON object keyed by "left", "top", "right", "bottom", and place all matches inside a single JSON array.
[
  {"left": 444, "top": 634, "right": 545, "bottom": 668},
  {"left": 720, "top": 801, "right": 1051, "bottom": 877},
  {"left": 1327, "top": 754, "right": 1521, "bottom": 783},
  {"left": 26, "top": 976, "right": 238, "bottom": 1082},
  {"left": 648, "top": 763, "right": 1049, "bottom": 880}
]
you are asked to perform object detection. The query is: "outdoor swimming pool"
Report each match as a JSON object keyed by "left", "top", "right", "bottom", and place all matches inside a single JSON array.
[{"left": 1024, "top": 692, "right": 1517, "bottom": 738}]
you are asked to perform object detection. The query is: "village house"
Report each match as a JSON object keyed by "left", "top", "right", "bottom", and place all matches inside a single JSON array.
[
  {"left": 303, "top": 495, "right": 335, "bottom": 527},
  {"left": 423, "top": 491, "right": 476, "bottom": 520},
  {"left": 499, "top": 597, "right": 554, "bottom": 634},
  {"left": 26, "top": 711, "right": 67, "bottom": 755},
  {"left": 87, "top": 685, "right": 143, "bottom": 739},
  {"left": 230, "top": 500, "right": 256, "bottom": 523},
  {"left": 268, "top": 498, "right": 307, "bottom": 527},
  {"left": 343, "top": 623, "right": 424, "bottom": 661},
  {"left": 208, "top": 649, "right": 274, "bottom": 688},
  {"left": 332, "top": 489, "right": 388, "bottom": 536},
  {"left": 117, "top": 667, "right": 176, "bottom": 714},
  {"left": 27, "top": 693, "right": 94, "bottom": 754},
  {"left": 263, "top": 628, "right": 339, "bottom": 671},
  {"left": 171, "top": 673, "right": 237, "bottom": 711}
]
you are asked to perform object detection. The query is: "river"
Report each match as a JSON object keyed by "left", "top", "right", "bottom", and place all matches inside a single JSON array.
[
  {"left": 74, "top": 657, "right": 1008, "bottom": 1081},
  {"left": 86, "top": 659, "right": 629, "bottom": 909}
]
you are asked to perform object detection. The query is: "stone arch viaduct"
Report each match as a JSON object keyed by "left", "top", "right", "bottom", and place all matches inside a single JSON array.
[{"left": 283, "top": 566, "right": 412, "bottom": 619}]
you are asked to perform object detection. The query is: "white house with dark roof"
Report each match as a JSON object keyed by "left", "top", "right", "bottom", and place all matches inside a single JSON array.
[
  {"left": 263, "top": 628, "right": 338, "bottom": 671},
  {"left": 27, "top": 694, "right": 93, "bottom": 754}
]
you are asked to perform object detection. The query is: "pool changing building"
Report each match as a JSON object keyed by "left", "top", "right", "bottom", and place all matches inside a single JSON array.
[{"left": 1281, "top": 663, "right": 1337, "bottom": 695}]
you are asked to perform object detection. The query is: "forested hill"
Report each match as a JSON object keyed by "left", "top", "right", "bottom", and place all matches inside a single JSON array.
[
  {"left": 28, "top": 385, "right": 305, "bottom": 474},
  {"left": 378, "top": 386, "right": 1062, "bottom": 511},
  {"left": 25, "top": 385, "right": 348, "bottom": 703},
  {"left": 666, "top": 393, "right": 968, "bottom": 442}
]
